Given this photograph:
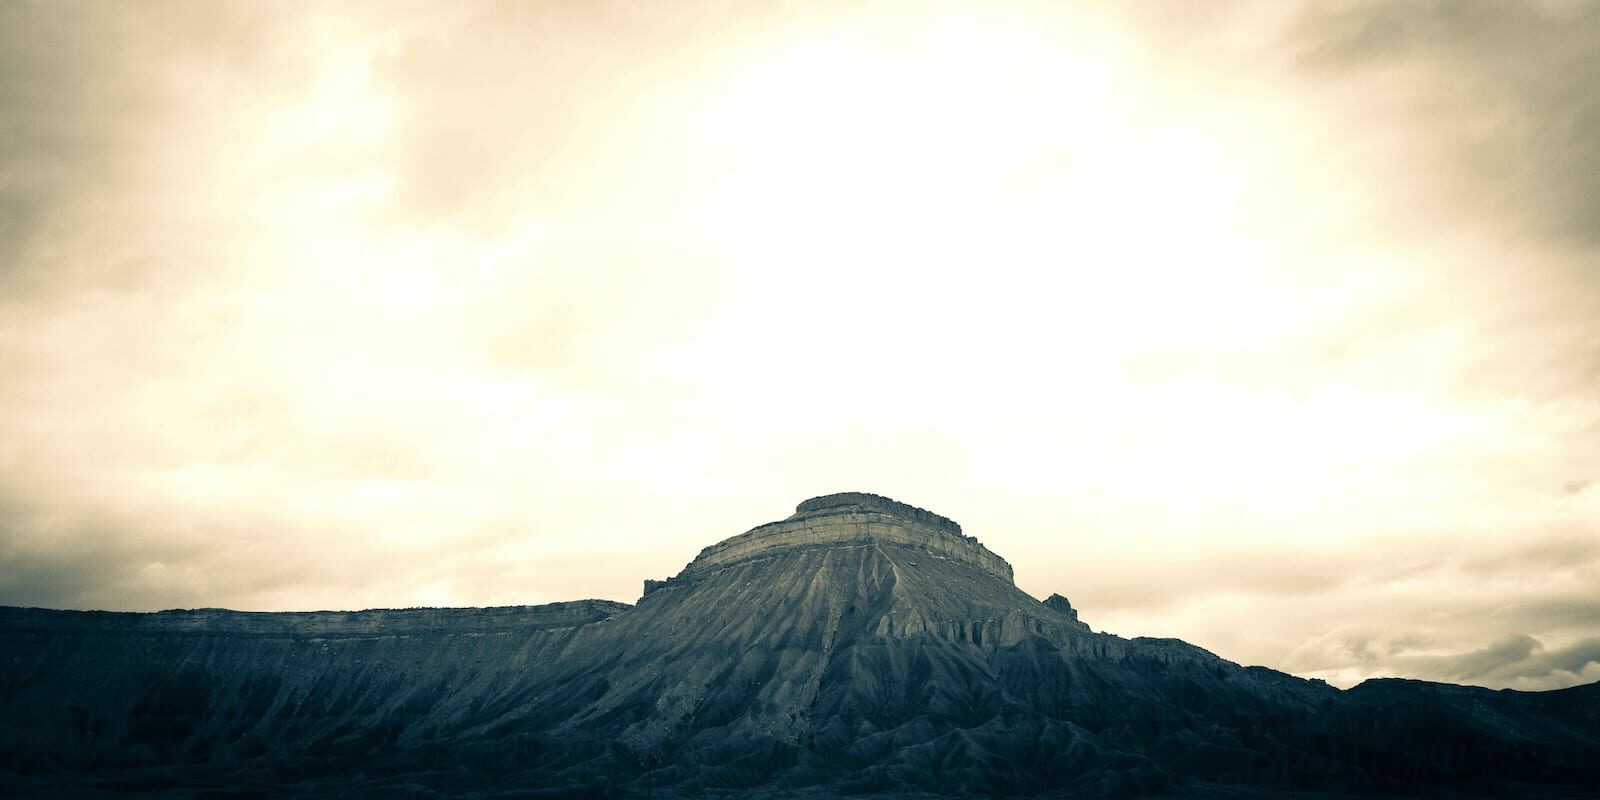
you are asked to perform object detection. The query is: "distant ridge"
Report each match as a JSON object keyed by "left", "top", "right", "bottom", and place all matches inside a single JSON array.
[{"left": 0, "top": 600, "right": 628, "bottom": 637}]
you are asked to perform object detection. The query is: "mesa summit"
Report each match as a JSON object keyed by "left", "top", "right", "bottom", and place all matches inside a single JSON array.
[{"left": 3, "top": 493, "right": 1597, "bottom": 798}]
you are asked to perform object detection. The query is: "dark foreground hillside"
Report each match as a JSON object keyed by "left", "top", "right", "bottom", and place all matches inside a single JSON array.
[{"left": 3, "top": 493, "right": 1598, "bottom": 798}]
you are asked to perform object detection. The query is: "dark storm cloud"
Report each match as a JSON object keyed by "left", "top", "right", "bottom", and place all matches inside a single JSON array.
[
  {"left": 1116, "top": 0, "right": 1600, "bottom": 420},
  {"left": 1053, "top": 1, "right": 1600, "bottom": 691},
  {"left": 0, "top": 3, "right": 132, "bottom": 282},
  {"left": 1291, "top": 0, "right": 1600, "bottom": 249},
  {"left": 0, "top": 547, "right": 127, "bottom": 611},
  {"left": 0, "top": 470, "right": 543, "bottom": 612},
  {"left": 1390, "top": 634, "right": 1600, "bottom": 685},
  {"left": 0, "top": 484, "right": 202, "bottom": 610},
  {"left": 0, "top": 2, "right": 290, "bottom": 294},
  {"left": 1071, "top": 523, "right": 1600, "bottom": 689},
  {"left": 1457, "top": 532, "right": 1600, "bottom": 576},
  {"left": 1280, "top": 621, "right": 1600, "bottom": 690},
  {"left": 1504, "top": 596, "right": 1600, "bottom": 632},
  {"left": 1276, "top": 1, "right": 1600, "bottom": 427}
]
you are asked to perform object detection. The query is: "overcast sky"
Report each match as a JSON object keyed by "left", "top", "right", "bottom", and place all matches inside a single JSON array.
[{"left": 2, "top": 0, "right": 1597, "bottom": 691}]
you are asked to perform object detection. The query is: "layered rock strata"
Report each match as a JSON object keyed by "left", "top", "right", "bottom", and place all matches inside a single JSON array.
[{"left": 662, "top": 492, "right": 1014, "bottom": 591}]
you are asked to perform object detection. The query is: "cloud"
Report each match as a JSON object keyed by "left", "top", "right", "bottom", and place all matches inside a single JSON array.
[
  {"left": 1299, "top": 632, "right": 1600, "bottom": 691},
  {"left": 1290, "top": 1, "right": 1600, "bottom": 247},
  {"left": 1043, "top": 525, "right": 1600, "bottom": 690},
  {"left": 0, "top": 2, "right": 298, "bottom": 291},
  {"left": 0, "top": 1, "right": 1597, "bottom": 696},
  {"left": 0, "top": 1, "right": 746, "bottom": 610}
]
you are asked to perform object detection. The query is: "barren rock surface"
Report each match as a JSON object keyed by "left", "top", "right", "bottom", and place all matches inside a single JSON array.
[
  {"left": 678, "top": 493, "right": 1014, "bottom": 582},
  {"left": 2, "top": 493, "right": 1597, "bottom": 798}
]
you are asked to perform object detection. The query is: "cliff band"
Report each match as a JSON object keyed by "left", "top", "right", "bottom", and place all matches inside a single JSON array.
[{"left": 653, "top": 492, "right": 1013, "bottom": 595}]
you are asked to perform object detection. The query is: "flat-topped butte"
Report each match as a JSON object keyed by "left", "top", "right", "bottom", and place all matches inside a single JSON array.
[
  {"left": 796, "top": 491, "right": 963, "bottom": 534},
  {"left": 646, "top": 493, "right": 1015, "bottom": 596}
]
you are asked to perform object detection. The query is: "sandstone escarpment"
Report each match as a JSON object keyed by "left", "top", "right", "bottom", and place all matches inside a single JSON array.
[{"left": 669, "top": 492, "right": 1013, "bottom": 585}]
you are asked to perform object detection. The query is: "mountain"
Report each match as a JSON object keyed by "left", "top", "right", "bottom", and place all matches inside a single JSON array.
[{"left": 2, "top": 491, "right": 1597, "bottom": 798}]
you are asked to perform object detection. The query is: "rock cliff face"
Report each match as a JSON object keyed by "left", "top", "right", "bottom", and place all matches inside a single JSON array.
[
  {"left": 1043, "top": 593, "right": 1082, "bottom": 625},
  {"left": 670, "top": 491, "right": 1014, "bottom": 586},
  {"left": 3, "top": 493, "right": 1598, "bottom": 799}
]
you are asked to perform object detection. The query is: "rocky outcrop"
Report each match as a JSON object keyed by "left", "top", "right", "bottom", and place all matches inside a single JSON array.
[
  {"left": 674, "top": 492, "right": 1014, "bottom": 584},
  {"left": 1042, "top": 592, "right": 1090, "bottom": 630}
]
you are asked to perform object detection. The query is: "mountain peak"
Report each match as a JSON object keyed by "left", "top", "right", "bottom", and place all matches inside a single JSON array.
[
  {"left": 794, "top": 491, "right": 962, "bottom": 534},
  {"left": 661, "top": 493, "right": 1014, "bottom": 589},
  {"left": 1043, "top": 592, "right": 1082, "bottom": 624}
]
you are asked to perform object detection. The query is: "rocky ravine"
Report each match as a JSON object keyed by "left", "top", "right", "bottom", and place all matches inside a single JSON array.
[{"left": 3, "top": 492, "right": 1598, "bottom": 798}]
